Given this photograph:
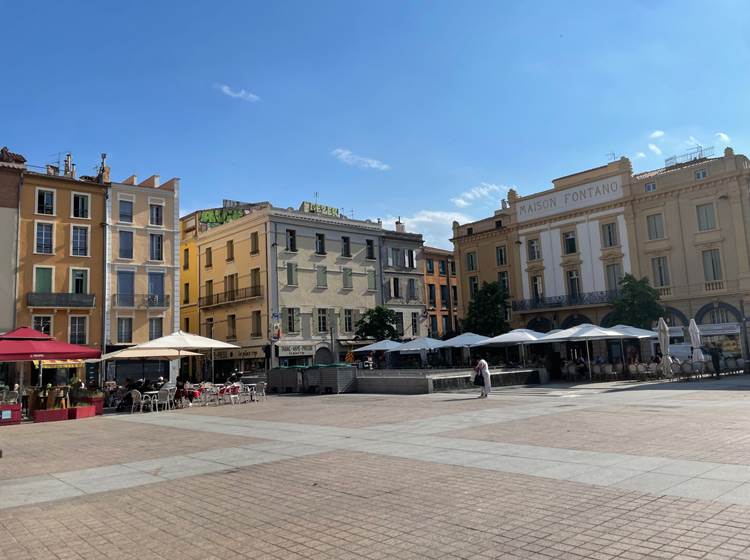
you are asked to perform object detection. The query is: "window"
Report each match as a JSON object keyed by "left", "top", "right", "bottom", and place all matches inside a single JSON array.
[
  {"left": 695, "top": 168, "right": 707, "bottom": 180},
  {"left": 183, "top": 248, "right": 189, "bottom": 270},
  {"left": 250, "top": 268, "right": 261, "bottom": 291},
  {"left": 224, "top": 273, "right": 238, "bottom": 296},
  {"left": 702, "top": 249, "right": 722, "bottom": 281},
  {"left": 205, "top": 280, "right": 213, "bottom": 300},
  {"left": 563, "top": 231, "right": 577, "bottom": 255},
  {"left": 119, "top": 230, "right": 133, "bottom": 259},
  {"left": 367, "top": 269, "right": 376, "bottom": 291},
  {"left": 205, "top": 318, "right": 214, "bottom": 338},
  {"left": 227, "top": 315, "right": 237, "bottom": 340},
  {"left": 226, "top": 239, "right": 234, "bottom": 261},
  {"left": 183, "top": 283, "right": 189, "bottom": 304},
  {"left": 316, "top": 265, "right": 327, "bottom": 288},
  {"left": 566, "top": 270, "right": 580, "bottom": 298},
  {"left": 250, "top": 231, "right": 259, "bottom": 254},
  {"left": 317, "top": 308, "right": 329, "bottom": 333},
  {"left": 392, "top": 277, "right": 400, "bottom": 299},
  {"left": 452, "top": 285, "right": 458, "bottom": 304},
  {"left": 205, "top": 247, "right": 212, "bottom": 267},
  {"left": 428, "top": 284, "right": 436, "bottom": 306},
  {"left": 426, "top": 259, "right": 434, "bottom": 274},
  {"left": 429, "top": 315, "right": 438, "bottom": 336},
  {"left": 469, "top": 276, "right": 479, "bottom": 298},
  {"left": 495, "top": 219, "right": 503, "bottom": 229},
  {"left": 117, "top": 271, "right": 135, "bottom": 306},
  {"left": 286, "top": 308, "right": 299, "bottom": 333},
  {"left": 645, "top": 182, "right": 657, "bottom": 193},
  {"left": 37, "top": 189, "right": 55, "bottom": 215},
  {"left": 344, "top": 309, "right": 354, "bottom": 333},
  {"left": 342, "top": 267, "right": 353, "bottom": 289},
  {"left": 33, "top": 315, "right": 52, "bottom": 336},
  {"left": 531, "top": 275, "right": 544, "bottom": 300},
  {"left": 148, "top": 317, "right": 163, "bottom": 340},
  {"left": 696, "top": 203, "right": 716, "bottom": 232},
  {"left": 601, "top": 222, "right": 618, "bottom": 248},
  {"left": 467, "top": 252, "right": 477, "bottom": 271},
  {"left": 450, "top": 261, "right": 456, "bottom": 275},
  {"left": 498, "top": 270, "right": 509, "bottom": 292},
  {"left": 286, "top": 229, "right": 297, "bottom": 252},
  {"left": 34, "top": 267, "right": 53, "bottom": 293},
  {"left": 341, "top": 236, "right": 351, "bottom": 257},
  {"left": 605, "top": 263, "right": 623, "bottom": 292},
  {"left": 286, "top": 262, "right": 298, "bottom": 286},
  {"left": 71, "top": 226, "right": 89, "bottom": 256},
  {"left": 707, "top": 308, "right": 729, "bottom": 324},
  {"left": 438, "top": 260, "right": 446, "bottom": 276},
  {"left": 527, "top": 239, "right": 541, "bottom": 260},
  {"left": 366, "top": 239, "right": 375, "bottom": 260},
  {"left": 251, "top": 311, "right": 261, "bottom": 336},
  {"left": 651, "top": 256, "right": 670, "bottom": 287},
  {"left": 35, "top": 222, "right": 53, "bottom": 254},
  {"left": 496, "top": 245, "right": 507, "bottom": 266},
  {"left": 315, "top": 233, "right": 326, "bottom": 255},
  {"left": 72, "top": 193, "right": 89, "bottom": 219},
  {"left": 411, "top": 312, "right": 419, "bottom": 336},
  {"left": 406, "top": 249, "right": 416, "bottom": 269},
  {"left": 466, "top": 227, "right": 474, "bottom": 235},
  {"left": 407, "top": 278, "right": 417, "bottom": 300},
  {"left": 440, "top": 285, "right": 449, "bottom": 306},
  {"left": 149, "top": 234, "right": 163, "bottom": 261},
  {"left": 119, "top": 199, "right": 133, "bottom": 223},
  {"left": 646, "top": 214, "right": 665, "bottom": 240},
  {"left": 394, "top": 312, "right": 404, "bottom": 336},
  {"left": 71, "top": 269, "right": 88, "bottom": 294},
  {"left": 148, "top": 272, "right": 165, "bottom": 304},
  {"left": 389, "top": 248, "right": 402, "bottom": 267},
  {"left": 69, "top": 316, "right": 87, "bottom": 345},
  {"left": 184, "top": 318, "right": 190, "bottom": 332},
  {"left": 149, "top": 203, "right": 163, "bottom": 226},
  {"left": 503, "top": 304, "right": 511, "bottom": 322},
  {"left": 117, "top": 318, "right": 132, "bottom": 344}
]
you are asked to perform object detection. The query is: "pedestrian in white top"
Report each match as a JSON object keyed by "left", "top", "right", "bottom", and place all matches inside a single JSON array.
[{"left": 475, "top": 358, "right": 491, "bottom": 398}]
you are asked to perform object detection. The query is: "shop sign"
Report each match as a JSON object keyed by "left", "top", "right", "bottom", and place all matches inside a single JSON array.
[
  {"left": 277, "top": 343, "right": 315, "bottom": 357},
  {"left": 300, "top": 201, "right": 341, "bottom": 218},
  {"left": 698, "top": 323, "right": 741, "bottom": 336},
  {"left": 516, "top": 175, "right": 622, "bottom": 223},
  {"left": 214, "top": 348, "right": 261, "bottom": 360}
]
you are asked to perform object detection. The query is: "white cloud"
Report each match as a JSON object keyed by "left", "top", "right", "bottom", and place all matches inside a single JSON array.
[
  {"left": 648, "top": 143, "right": 662, "bottom": 156},
  {"left": 216, "top": 83, "right": 260, "bottom": 102},
  {"left": 379, "top": 210, "right": 471, "bottom": 249},
  {"left": 331, "top": 148, "right": 390, "bottom": 171},
  {"left": 716, "top": 132, "right": 731, "bottom": 144},
  {"left": 649, "top": 130, "right": 665, "bottom": 139},
  {"left": 451, "top": 182, "right": 509, "bottom": 208},
  {"left": 634, "top": 152, "right": 646, "bottom": 159}
]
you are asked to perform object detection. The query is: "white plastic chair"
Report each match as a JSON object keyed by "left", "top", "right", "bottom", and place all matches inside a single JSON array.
[
  {"left": 255, "top": 381, "right": 266, "bottom": 402},
  {"left": 154, "top": 388, "right": 171, "bottom": 411}
]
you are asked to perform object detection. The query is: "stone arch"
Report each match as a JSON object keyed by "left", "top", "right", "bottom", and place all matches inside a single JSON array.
[
  {"left": 526, "top": 317, "right": 553, "bottom": 333},
  {"left": 695, "top": 301, "right": 743, "bottom": 325},
  {"left": 560, "top": 313, "right": 592, "bottom": 329},
  {"left": 600, "top": 312, "right": 617, "bottom": 328},
  {"left": 661, "top": 306, "right": 689, "bottom": 327},
  {"left": 313, "top": 346, "right": 334, "bottom": 365}
]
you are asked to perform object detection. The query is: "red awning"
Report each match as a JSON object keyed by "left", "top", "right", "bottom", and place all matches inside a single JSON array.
[{"left": 0, "top": 327, "right": 100, "bottom": 361}]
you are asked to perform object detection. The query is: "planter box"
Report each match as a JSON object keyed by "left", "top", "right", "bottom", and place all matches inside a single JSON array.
[
  {"left": 79, "top": 396, "right": 104, "bottom": 415},
  {"left": 68, "top": 405, "right": 96, "bottom": 420},
  {"left": 0, "top": 403, "right": 21, "bottom": 426},
  {"left": 33, "top": 408, "right": 69, "bottom": 423}
]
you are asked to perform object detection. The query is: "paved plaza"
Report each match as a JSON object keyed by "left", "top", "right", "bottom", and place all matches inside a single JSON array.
[{"left": 5, "top": 379, "right": 750, "bottom": 558}]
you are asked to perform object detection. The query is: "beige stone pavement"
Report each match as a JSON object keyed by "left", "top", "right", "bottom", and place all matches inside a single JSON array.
[{"left": 3, "top": 377, "right": 750, "bottom": 558}]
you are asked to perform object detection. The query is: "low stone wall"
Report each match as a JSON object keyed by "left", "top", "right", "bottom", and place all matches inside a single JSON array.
[{"left": 354, "top": 368, "right": 540, "bottom": 395}]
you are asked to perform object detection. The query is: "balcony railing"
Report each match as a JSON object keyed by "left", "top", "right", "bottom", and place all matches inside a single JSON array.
[
  {"left": 512, "top": 290, "right": 619, "bottom": 312},
  {"left": 656, "top": 286, "right": 672, "bottom": 297},
  {"left": 112, "top": 294, "right": 171, "bottom": 308},
  {"left": 705, "top": 280, "right": 725, "bottom": 292},
  {"left": 199, "top": 286, "right": 262, "bottom": 308},
  {"left": 27, "top": 292, "right": 95, "bottom": 308}
]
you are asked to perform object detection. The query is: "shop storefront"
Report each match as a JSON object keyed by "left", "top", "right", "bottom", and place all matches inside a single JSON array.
[
  {"left": 698, "top": 323, "right": 743, "bottom": 358},
  {"left": 213, "top": 346, "right": 266, "bottom": 378},
  {"left": 276, "top": 342, "right": 316, "bottom": 367}
]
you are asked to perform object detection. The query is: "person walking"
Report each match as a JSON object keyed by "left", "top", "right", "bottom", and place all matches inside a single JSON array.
[{"left": 475, "top": 358, "right": 491, "bottom": 398}]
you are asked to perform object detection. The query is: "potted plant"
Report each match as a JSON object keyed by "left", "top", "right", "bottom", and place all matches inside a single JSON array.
[
  {"left": 68, "top": 404, "right": 96, "bottom": 420},
  {"left": 70, "top": 387, "right": 105, "bottom": 415}
]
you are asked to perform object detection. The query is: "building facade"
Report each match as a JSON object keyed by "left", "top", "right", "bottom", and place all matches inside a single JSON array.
[
  {"left": 453, "top": 147, "right": 750, "bottom": 357},
  {"left": 0, "top": 147, "right": 24, "bottom": 333},
  {"left": 422, "top": 246, "right": 458, "bottom": 338},
  {"left": 380, "top": 221, "right": 426, "bottom": 339}
]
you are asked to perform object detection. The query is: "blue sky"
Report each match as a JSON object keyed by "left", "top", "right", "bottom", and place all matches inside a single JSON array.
[{"left": 2, "top": 1, "right": 748, "bottom": 247}]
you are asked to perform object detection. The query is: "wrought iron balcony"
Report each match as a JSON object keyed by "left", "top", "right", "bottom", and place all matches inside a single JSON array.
[
  {"left": 512, "top": 290, "right": 619, "bottom": 312},
  {"left": 199, "top": 285, "right": 262, "bottom": 308},
  {"left": 27, "top": 292, "right": 95, "bottom": 308},
  {"left": 112, "top": 293, "right": 171, "bottom": 308}
]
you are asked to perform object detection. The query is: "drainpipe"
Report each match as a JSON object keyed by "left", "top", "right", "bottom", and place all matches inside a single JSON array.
[{"left": 13, "top": 170, "right": 23, "bottom": 331}]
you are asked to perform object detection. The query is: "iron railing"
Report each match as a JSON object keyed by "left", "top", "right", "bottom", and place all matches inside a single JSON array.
[
  {"left": 199, "top": 285, "right": 262, "bottom": 308},
  {"left": 27, "top": 293, "right": 95, "bottom": 308},
  {"left": 112, "top": 293, "right": 171, "bottom": 308},
  {"left": 512, "top": 290, "right": 619, "bottom": 312}
]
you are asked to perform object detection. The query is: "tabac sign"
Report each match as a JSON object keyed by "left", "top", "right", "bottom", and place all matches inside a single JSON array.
[
  {"left": 516, "top": 176, "right": 623, "bottom": 223},
  {"left": 300, "top": 201, "right": 341, "bottom": 218}
]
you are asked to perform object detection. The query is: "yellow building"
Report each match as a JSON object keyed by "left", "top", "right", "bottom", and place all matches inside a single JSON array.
[{"left": 422, "top": 246, "right": 459, "bottom": 337}]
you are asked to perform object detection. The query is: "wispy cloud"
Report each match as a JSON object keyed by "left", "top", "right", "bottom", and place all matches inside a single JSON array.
[
  {"left": 634, "top": 152, "right": 646, "bottom": 159},
  {"left": 379, "top": 210, "right": 471, "bottom": 249},
  {"left": 683, "top": 135, "right": 703, "bottom": 147},
  {"left": 648, "top": 143, "right": 662, "bottom": 156},
  {"left": 716, "top": 132, "right": 731, "bottom": 144},
  {"left": 649, "top": 130, "right": 665, "bottom": 139},
  {"left": 451, "top": 182, "right": 509, "bottom": 208},
  {"left": 331, "top": 148, "right": 390, "bottom": 171},
  {"left": 216, "top": 83, "right": 260, "bottom": 102}
]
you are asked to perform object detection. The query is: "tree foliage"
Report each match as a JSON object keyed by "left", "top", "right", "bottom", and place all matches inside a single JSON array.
[
  {"left": 461, "top": 281, "right": 510, "bottom": 337},
  {"left": 608, "top": 274, "right": 664, "bottom": 328},
  {"left": 355, "top": 306, "right": 399, "bottom": 340}
]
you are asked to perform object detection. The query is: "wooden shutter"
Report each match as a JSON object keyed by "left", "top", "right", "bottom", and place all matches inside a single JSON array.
[
  {"left": 280, "top": 306, "right": 287, "bottom": 333},
  {"left": 293, "top": 308, "right": 301, "bottom": 333},
  {"left": 311, "top": 308, "right": 318, "bottom": 335}
]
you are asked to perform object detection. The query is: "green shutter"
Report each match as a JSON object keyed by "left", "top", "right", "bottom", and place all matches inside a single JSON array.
[{"left": 35, "top": 267, "right": 52, "bottom": 293}]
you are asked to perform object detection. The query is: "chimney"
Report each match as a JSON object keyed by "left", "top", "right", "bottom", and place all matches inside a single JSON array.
[
  {"left": 97, "top": 153, "right": 111, "bottom": 183},
  {"left": 120, "top": 175, "right": 138, "bottom": 185},
  {"left": 139, "top": 175, "right": 160, "bottom": 188},
  {"left": 71, "top": 163, "right": 76, "bottom": 179},
  {"left": 63, "top": 153, "right": 72, "bottom": 176},
  {"left": 46, "top": 164, "right": 59, "bottom": 176},
  {"left": 395, "top": 217, "right": 406, "bottom": 233}
]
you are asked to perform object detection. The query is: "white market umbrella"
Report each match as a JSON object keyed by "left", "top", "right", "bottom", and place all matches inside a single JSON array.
[
  {"left": 436, "top": 332, "right": 489, "bottom": 348},
  {"left": 472, "top": 328, "right": 545, "bottom": 366},
  {"left": 392, "top": 337, "right": 443, "bottom": 353},
  {"left": 657, "top": 317, "right": 671, "bottom": 378},
  {"left": 610, "top": 325, "right": 658, "bottom": 339},
  {"left": 101, "top": 347, "right": 203, "bottom": 360},
  {"left": 688, "top": 319, "right": 705, "bottom": 363},
  {"left": 353, "top": 340, "right": 403, "bottom": 353}
]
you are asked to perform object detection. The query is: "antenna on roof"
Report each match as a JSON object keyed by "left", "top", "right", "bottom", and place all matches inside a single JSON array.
[
  {"left": 313, "top": 191, "right": 319, "bottom": 207},
  {"left": 606, "top": 152, "right": 616, "bottom": 162}
]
